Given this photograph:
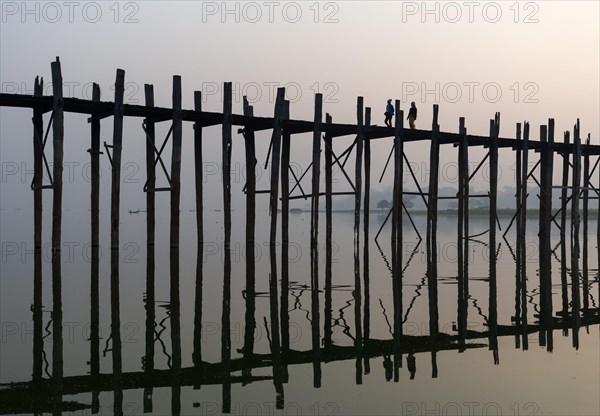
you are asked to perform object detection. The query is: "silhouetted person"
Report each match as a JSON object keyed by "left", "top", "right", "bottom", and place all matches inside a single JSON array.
[
  {"left": 407, "top": 352, "right": 416, "bottom": 380},
  {"left": 407, "top": 102, "right": 417, "bottom": 129},
  {"left": 383, "top": 354, "right": 393, "bottom": 381},
  {"left": 384, "top": 99, "right": 394, "bottom": 127}
]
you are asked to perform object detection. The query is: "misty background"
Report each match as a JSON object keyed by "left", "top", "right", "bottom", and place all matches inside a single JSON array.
[{"left": 1, "top": 1, "right": 598, "bottom": 216}]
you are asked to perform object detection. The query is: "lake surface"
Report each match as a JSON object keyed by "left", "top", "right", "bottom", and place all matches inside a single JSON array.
[{"left": 1, "top": 208, "right": 598, "bottom": 415}]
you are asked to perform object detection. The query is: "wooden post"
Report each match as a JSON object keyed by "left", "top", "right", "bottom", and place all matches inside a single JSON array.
[
  {"left": 354, "top": 97, "right": 364, "bottom": 385},
  {"left": 269, "top": 88, "right": 286, "bottom": 244},
  {"left": 391, "top": 100, "right": 403, "bottom": 362},
  {"left": 110, "top": 67, "right": 125, "bottom": 414},
  {"left": 513, "top": 123, "right": 522, "bottom": 350},
  {"left": 538, "top": 123, "right": 549, "bottom": 254},
  {"left": 32, "top": 76, "right": 44, "bottom": 384},
  {"left": 222, "top": 82, "right": 232, "bottom": 413},
  {"left": 192, "top": 90, "right": 203, "bottom": 369},
  {"left": 463, "top": 124, "right": 470, "bottom": 291},
  {"left": 242, "top": 96, "right": 257, "bottom": 382},
  {"left": 267, "top": 87, "right": 285, "bottom": 406},
  {"left": 311, "top": 94, "right": 322, "bottom": 248},
  {"left": 560, "top": 132, "right": 570, "bottom": 239},
  {"left": 89, "top": 83, "right": 101, "bottom": 404},
  {"left": 489, "top": 114, "right": 499, "bottom": 262},
  {"left": 50, "top": 59, "right": 64, "bottom": 411},
  {"left": 538, "top": 123, "right": 551, "bottom": 348},
  {"left": 582, "top": 135, "right": 590, "bottom": 312},
  {"left": 519, "top": 122, "right": 530, "bottom": 350},
  {"left": 457, "top": 118, "right": 465, "bottom": 274},
  {"left": 355, "top": 97, "right": 364, "bottom": 241},
  {"left": 426, "top": 104, "right": 440, "bottom": 378},
  {"left": 519, "top": 123, "right": 529, "bottom": 269},
  {"left": 363, "top": 107, "right": 371, "bottom": 374},
  {"left": 545, "top": 120, "right": 555, "bottom": 348},
  {"left": 169, "top": 76, "right": 182, "bottom": 415},
  {"left": 518, "top": 122, "right": 529, "bottom": 350},
  {"left": 281, "top": 99, "right": 290, "bottom": 356},
  {"left": 515, "top": 123, "right": 522, "bottom": 251},
  {"left": 143, "top": 84, "right": 156, "bottom": 410},
  {"left": 310, "top": 93, "right": 322, "bottom": 387},
  {"left": 489, "top": 114, "right": 499, "bottom": 363},
  {"left": 364, "top": 107, "right": 371, "bottom": 244},
  {"left": 457, "top": 117, "right": 468, "bottom": 351},
  {"left": 427, "top": 105, "right": 440, "bottom": 263},
  {"left": 324, "top": 114, "right": 333, "bottom": 349},
  {"left": 571, "top": 120, "right": 581, "bottom": 349}
]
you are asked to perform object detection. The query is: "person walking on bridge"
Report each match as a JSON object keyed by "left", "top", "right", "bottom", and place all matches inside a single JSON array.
[
  {"left": 384, "top": 99, "right": 394, "bottom": 127},
  {"left": 407, "top": 101, "right": 417, "bottom": 130}
]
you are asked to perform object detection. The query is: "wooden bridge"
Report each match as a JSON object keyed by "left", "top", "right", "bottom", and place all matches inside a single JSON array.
[{"left": 1, "top": 57, "right": 599, "bottom": 414}]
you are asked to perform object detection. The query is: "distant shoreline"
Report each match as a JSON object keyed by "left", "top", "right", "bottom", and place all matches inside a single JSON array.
[{"left": 284, "top": 208, "right": 599, "bottom": 217}]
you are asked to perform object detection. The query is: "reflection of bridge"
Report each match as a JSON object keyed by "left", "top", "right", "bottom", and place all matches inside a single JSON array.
[
  {"left": 1, "top": 58, "right": 599, "bottom": 414},
  {"left": 2, "top": 310, "right": 599, "bottom": 414}
]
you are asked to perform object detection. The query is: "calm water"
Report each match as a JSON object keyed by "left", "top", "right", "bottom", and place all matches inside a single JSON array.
[{"left": 1, "top": 208, "right": 599, "bottom": 415}]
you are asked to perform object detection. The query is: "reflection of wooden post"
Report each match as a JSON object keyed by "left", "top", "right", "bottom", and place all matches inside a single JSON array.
[
  {"left": 192, "top": 91, "right": 203, "bottom": 370},
  {"left": 353, "top": 247, "right": 363, "bottom": 385},
  {"left": 268, "top": 244, "right": 285, "bottom": 408},
  {"left": 32, "top": 76, "right": 44, "bottom": 384},
  {"left": 143, "top": 84, "right": 156, "bottom": 410},
  {"left": 324, "top": 114, "right": 333, "bottom": 349}
]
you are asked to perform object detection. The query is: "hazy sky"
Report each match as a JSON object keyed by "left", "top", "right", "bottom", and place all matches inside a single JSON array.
[{"left": 1, "top": 0, "right": 599, "bottom": 211}]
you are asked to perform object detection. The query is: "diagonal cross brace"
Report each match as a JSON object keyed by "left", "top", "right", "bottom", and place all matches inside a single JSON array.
[
  {"left": 30, "top": 111, "right": 54, "bottom": 190},
  {"left": 141, "top": 121, "right": 173, "bottom": 192}
]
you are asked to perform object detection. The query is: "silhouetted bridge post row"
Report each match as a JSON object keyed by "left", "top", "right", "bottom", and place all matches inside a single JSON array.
[{"left": 1, "top": 57, "right": 600, "bottom": 414}]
